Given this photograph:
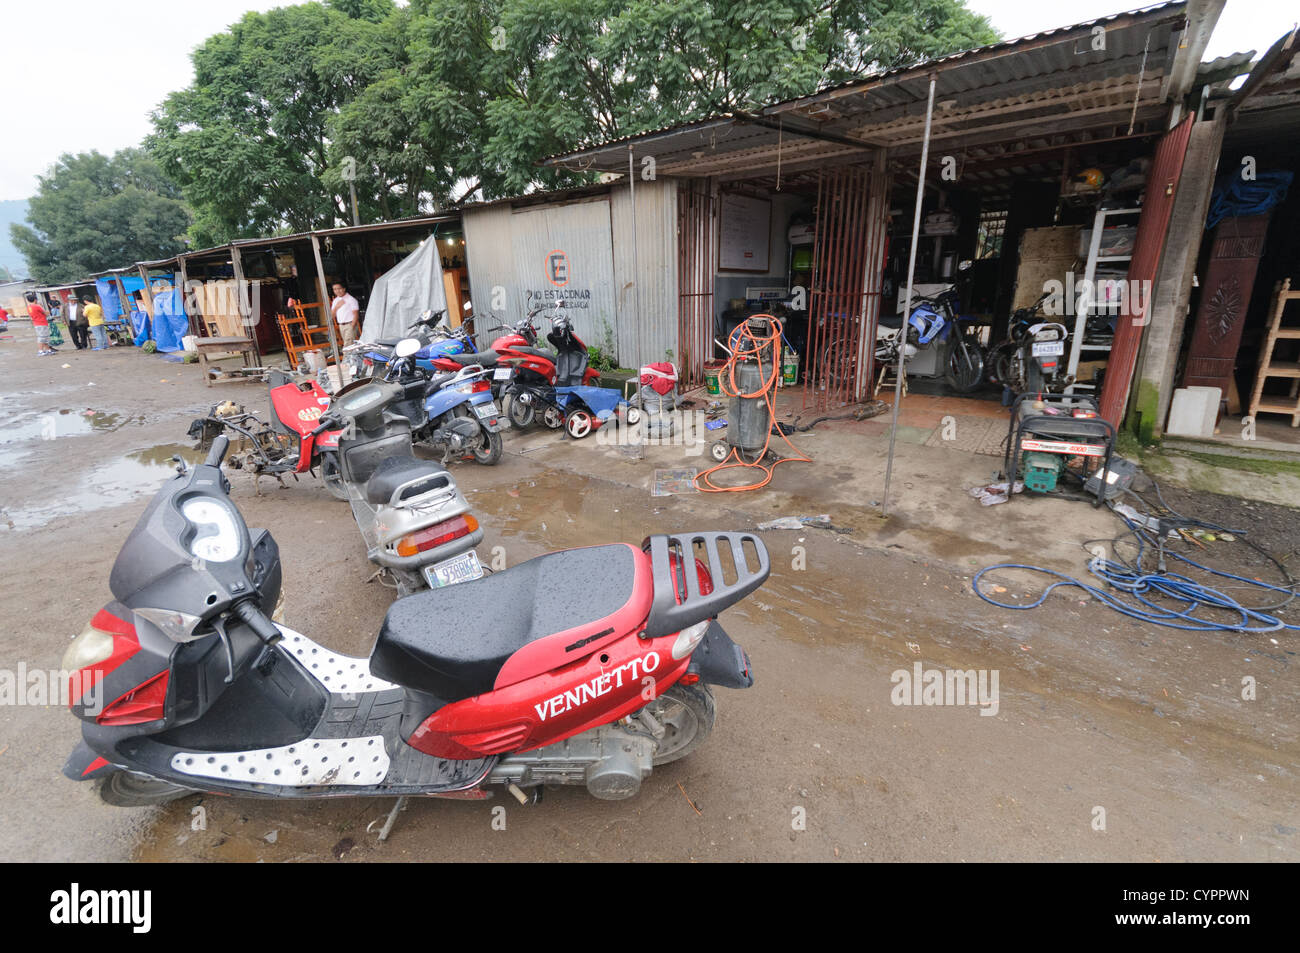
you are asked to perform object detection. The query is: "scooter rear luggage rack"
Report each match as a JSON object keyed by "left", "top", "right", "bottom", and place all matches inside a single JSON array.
[{"left": 641, "top": 532, "right": 770, "bottom": 638}]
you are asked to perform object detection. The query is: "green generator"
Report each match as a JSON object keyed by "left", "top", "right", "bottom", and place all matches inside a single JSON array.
[{"left": 1021, "top": 451, "right": 1066, "bottom": 494}]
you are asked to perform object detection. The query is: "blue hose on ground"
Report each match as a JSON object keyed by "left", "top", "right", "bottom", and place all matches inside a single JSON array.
[{"left": 972, "top": 559, "right": 1300, "bottom": 633}]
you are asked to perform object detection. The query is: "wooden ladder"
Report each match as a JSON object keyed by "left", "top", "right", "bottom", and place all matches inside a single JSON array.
[{"left": 1246, "top": 278, "right": 1300, "bottom": 427}]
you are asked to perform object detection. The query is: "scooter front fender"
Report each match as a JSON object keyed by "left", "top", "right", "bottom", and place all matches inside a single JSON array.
[{"left": 62, "top": 740, "right": 119, "bottom": 781}]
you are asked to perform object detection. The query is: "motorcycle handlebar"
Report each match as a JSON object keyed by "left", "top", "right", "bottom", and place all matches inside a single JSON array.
[
  {"left": 204, "top": 434, "right": 230, "bottom": 467},
  {"left": 232, "top": 599, "right": 282, "bottom": 645},
  {"left": 308, "top": 415, "right": 338, "bottom": 437}
]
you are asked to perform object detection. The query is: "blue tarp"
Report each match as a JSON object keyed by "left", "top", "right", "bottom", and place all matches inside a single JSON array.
[
  {"left": 94, "top": 278, "right": 123, "bottom": 322},
  {"left": 131, "top": 310, "right": 151, "bottom": 346},
  {"left": 152, "top": 285, "right": 188, "bottom": 352},
  {"left": 1206, "top": 171, "right": 1294, "bottom": 229}
]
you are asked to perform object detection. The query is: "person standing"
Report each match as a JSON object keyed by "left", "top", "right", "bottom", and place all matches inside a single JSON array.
[
  {"left": 26, "top": 292, "right": 55, "bottom": 356},
  {"left": 65, "top": 295, "right": 89, "bottom": 349},
  {"left": 330, "top": 282, "right": 360, "bottom": 347},
  {"left": 85, "top": 297, "right": 108, "bottom": 349}
]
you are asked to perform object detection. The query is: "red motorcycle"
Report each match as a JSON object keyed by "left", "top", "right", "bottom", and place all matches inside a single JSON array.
[
  {"left": 189, "top": 370, "right": 346, "bottom": 498},
  {"left": 62, "top": 433, "right": 766, "bottom": 805}
]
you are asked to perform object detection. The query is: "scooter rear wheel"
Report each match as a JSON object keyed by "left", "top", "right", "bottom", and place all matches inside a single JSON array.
[
  {"left": 645, "top": 684, "right": 716, "bottom": 766},
  {"left": 95, "top": 771, "right": 196, "bottom": 807},
  {"left": 506, "top": 394, "right": 535, "bottom": 430},
  {"left": 472, "top": 427, "right": 503, "bottom": 465}
]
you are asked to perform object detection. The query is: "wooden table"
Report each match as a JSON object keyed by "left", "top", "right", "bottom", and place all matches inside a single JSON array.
[{"left": 194, "top": 335, "right": 258, "bottom": 386}]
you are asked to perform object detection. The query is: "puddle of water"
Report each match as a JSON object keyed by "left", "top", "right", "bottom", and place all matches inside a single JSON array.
[
  {"left": 0, "top": 443, "right": 202, "bottom": 531},
  {"left": 0, "top": 408, "right": 144, "bottom": 445}
]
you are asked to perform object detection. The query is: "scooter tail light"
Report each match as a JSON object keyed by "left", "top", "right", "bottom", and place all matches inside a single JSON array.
[
  {"left": 395, "top": 514, "right": 480, "bottom": 556},
  {"left": 471, "top": 380, "right": 490, "bottom": 393},
  {"left": 62, "top": 610, "right": 139, "bottom": 708},
  {"left": 96, "top": 670, "right": 170, "bottom": 726}
]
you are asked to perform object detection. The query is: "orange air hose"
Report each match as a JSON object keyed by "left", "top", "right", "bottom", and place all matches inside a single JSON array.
[{"left": 694, "top": 315, "right": 811, "bottom": 493}]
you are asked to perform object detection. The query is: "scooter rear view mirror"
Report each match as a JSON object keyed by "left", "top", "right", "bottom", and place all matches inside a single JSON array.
[{"left": 395, "top": 338, "right": 421, "bottom": 359}]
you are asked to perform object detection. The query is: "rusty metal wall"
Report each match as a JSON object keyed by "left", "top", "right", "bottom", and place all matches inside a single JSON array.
[
  {"left": 1099, "top": 114, "right": 1194, "bottom": 426},
  {"left": 804, "top": 164, "right": 880, "bottom": 409},
  {"left": 610, "top": 177, "right": 679, "bottom": 368},
  {"left": 676, "top": 179, "right": 717, "bottom": 384}
]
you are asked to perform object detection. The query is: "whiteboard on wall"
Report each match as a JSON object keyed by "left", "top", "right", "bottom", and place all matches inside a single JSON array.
[{"left": 718, "top": 193, "right": 771, "bottom": 272}]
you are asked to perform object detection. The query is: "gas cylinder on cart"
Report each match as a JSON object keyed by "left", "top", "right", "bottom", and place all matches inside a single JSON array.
[{"left": 728, "top": 316, "right": 776, "bottom": 456}]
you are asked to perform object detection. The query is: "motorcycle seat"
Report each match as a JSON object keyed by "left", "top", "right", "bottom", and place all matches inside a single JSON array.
[
  {"left": 369, "top": 544, "right": 653, "bottom": 701},
  {"left": 362, "top": 455, "right": 452, "bottom": 505},
  {"left": 445, "top": 350, "right": 499, "bottom": 367},
  {"left": 510, "top": 346, "right": 554, "bottom": 361}
]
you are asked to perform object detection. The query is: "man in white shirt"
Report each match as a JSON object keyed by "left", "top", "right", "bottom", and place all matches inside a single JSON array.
[{"left": 330, "top": 282, "right": 361, "bottom": 346}]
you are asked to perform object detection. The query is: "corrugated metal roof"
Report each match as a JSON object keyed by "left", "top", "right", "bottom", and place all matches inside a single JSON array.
[{"left": 542, "top": 2, "right": 1206, "bottom": 176}]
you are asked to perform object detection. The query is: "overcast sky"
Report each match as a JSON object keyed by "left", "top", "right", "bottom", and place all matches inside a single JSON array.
[{"left": 3, "top": 0, "right": 1295, "bottom": 200}]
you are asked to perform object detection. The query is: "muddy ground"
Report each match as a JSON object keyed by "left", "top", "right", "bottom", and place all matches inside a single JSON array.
[{"left": 0, "top": 342, "right": 1296, "bottom": 862}]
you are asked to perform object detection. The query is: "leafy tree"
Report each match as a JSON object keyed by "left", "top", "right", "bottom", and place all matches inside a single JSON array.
[
  {"left": 400, "top": 0, "right": 1000, "bottom": 197},
  {"left": 9, "top": 149, "right": 189, "bottom": 285},
  {"left": 154, "top": 0, "right": 998, "bottom": 226},
  {"left": 149, "top": 0, "right": 403, "bottom": 246}
]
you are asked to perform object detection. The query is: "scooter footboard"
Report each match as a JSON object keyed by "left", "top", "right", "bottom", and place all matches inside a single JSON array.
[{"left": 641, "top": 532, "right": 769, "bottom": 637}]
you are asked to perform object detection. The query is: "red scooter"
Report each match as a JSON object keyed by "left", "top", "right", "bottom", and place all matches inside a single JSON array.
[
  {"left": 439, "top": 303, "right": 603, "bottom": 430},
  {"left": 62, "top": 434, "right": 765, "bottom": 805},
  {"left": 189, "top": 370, "right": 346, "bottom": 497}
]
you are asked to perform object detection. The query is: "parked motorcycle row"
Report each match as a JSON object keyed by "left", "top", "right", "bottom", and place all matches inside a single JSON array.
[
  {"left": 874, "top": 264, "right": 1074, "bottom": 396},
  {"left": 62, "top": 308, "right": 769, "bottom": 811}
]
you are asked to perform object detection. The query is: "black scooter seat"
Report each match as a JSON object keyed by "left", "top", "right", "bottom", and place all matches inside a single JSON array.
[
  {"left": 445, "top": 350, "right": 499, "bottom": 367},
  {"left": 511, "top": 346, "right": 554, "bottom": 361},
  {"left": 363, "top": 455, "right": 451, "bottom": 504},
  {"left": 369, "top": 544, "right": 653, "bottom": 701}
]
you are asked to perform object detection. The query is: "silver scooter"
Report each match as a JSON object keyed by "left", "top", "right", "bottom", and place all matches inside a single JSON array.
[{"left": 312, "top": 339, "right": 484, "bottom": 595}]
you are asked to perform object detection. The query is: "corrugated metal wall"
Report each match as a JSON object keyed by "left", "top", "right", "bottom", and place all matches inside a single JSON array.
[
  {"left": 610, "top": 177, "right": 679, "bottom": 368},
  {"left": 462, "top": 179, "right": 678, "bottom": 370}
]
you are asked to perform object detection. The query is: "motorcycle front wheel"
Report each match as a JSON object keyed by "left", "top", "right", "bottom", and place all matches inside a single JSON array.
[
  {"left": 319, "top": 450, "right": 349, "bottom": 501},
  {"left": 944, "top": 337, "right": 985, "bottom": 393},
  {"left": 644, "top": 683, "right": 716, "bottom": 766},
  {"left": 95, "top": 771, "right": 196, "bottom": 807}
]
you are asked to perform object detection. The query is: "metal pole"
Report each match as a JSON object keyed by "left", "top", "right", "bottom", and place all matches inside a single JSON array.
[
  {"left": 882, "top": 73, "right": 937, "bottom": 518},
  {"left": 310, "top": 233, "right": 343, "bottom": 375},
  {"left": 349, "top": 180, "right": 360, "bottom": 227},
  {"left": 629, "top": 144, "right": 642, "bottom": 365}
]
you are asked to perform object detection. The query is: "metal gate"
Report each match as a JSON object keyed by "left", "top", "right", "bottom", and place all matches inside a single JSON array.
[
  {"left": 804, "top": 160, "right": 889, "bottom": 409},
  {"left": 677, "top": 180, "right": 716, "bottom": 385}
]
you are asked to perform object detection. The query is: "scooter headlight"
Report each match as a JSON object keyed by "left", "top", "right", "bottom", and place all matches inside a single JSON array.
[{"left": 181, "top": 498, "right": 241, "bottom": 563}]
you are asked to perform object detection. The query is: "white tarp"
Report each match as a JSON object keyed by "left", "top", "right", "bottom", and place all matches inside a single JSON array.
[{"left": 359, "top": 235, "right": 448, "bottom": 344}]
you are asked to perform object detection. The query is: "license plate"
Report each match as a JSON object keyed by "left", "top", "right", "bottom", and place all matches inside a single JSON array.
[
  {"left": 1032, "top": 341, "right": 1064, "bottom": 357},
  {"left": 423, "top": 550, "right": 483, "bottom": 588},
  {"left": 472, "top": 401, "right": 499, "bottom": 419},
  {"left": 493, "top": 367, "right": 512, "bottom": 380}
]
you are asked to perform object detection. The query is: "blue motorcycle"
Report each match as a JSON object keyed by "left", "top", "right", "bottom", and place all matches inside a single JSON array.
[
  {"left": 414, "top": 363, "right": 505, "bottom": 466},
  {"left": 359, "top": 310, "right": 472, "bottom": 378}
]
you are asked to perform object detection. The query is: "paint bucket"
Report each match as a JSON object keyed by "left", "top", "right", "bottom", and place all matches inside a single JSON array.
[{"left": 704, "top": 361, "right": 726, "bottom": 396}]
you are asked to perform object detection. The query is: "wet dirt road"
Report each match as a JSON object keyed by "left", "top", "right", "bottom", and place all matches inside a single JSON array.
[{"left": 1, "top": 345, "right": 1296, "bottom": 862}]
